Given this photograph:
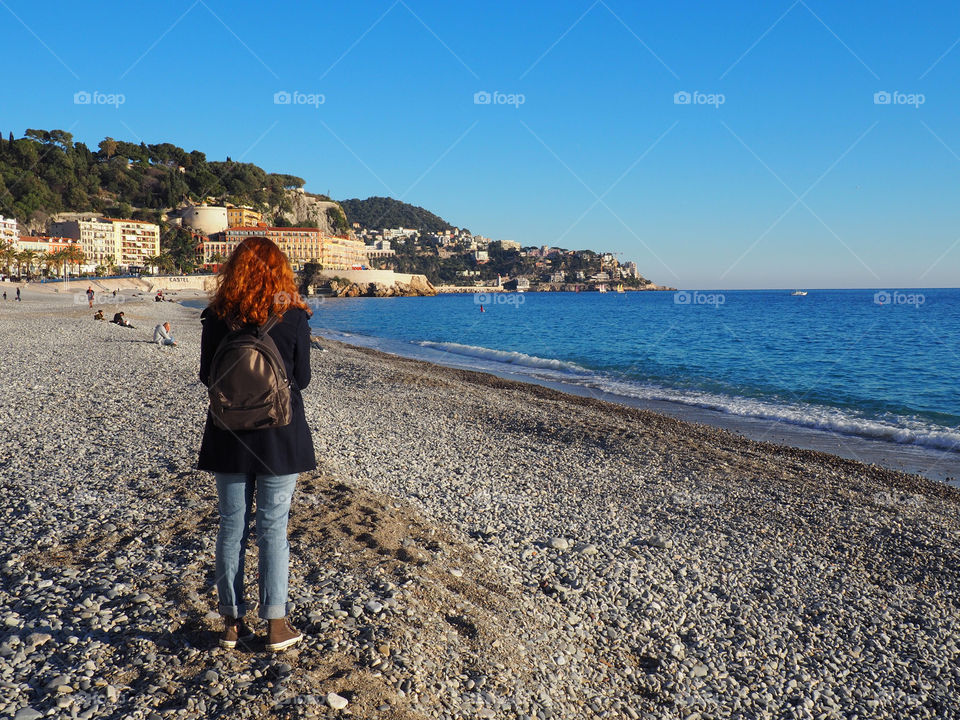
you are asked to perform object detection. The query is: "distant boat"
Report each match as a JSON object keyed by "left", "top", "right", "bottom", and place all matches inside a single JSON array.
[
  {"left": 791, "top": 290, "right": 808, "bottom": 296},
  {"left": 597, "top": 283, "right": 608, "bottom": 293},
  {"left": 615, "top": 283, "right": 625, "bottom": 293}
]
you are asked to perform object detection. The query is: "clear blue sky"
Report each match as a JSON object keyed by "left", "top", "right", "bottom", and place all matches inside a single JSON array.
[{"left": 3, "top": 0, "right": 959, "bottom": 288}]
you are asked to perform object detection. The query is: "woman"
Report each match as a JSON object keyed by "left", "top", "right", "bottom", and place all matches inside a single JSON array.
[{"left": 198, "top": 236, "right": 316, "bottom": 651}]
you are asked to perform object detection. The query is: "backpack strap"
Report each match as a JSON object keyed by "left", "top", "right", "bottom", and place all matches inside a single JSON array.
[{"left": 258, "top": 313, "right": 282, "bottom": 337}]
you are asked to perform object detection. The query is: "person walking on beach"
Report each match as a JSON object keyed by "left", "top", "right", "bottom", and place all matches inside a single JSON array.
[
  {"left": 16, "top": 287, "right": 20, "bottom": 301},
  {"left": 86, "top": 286, "right": 94, "bottom": 308},
  {"left": 198, "top": 236, "right": 315, "bottom": 652},
  {"left": 152, "top": 321, "right": 177, "bottom": 346}
]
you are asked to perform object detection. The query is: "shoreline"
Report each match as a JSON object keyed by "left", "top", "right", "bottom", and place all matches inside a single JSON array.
[
  {"left": 2, "top": 292, "right": 959, "bottom": 719},
  {"left": 311, "top": 328, "right": 960, "bottom": 486}
]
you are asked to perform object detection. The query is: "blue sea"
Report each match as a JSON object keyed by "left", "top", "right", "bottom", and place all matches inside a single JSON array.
[{"left": 308, "top": 288, "right": 960, "bottom": 482}]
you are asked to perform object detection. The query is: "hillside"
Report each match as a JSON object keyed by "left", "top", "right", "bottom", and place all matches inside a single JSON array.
[
  {"left": 0, "top": 129, "right": 314, "bottom": 233},
  {"left": 339, "top": 196, "right": 452, "bottom": 232}
]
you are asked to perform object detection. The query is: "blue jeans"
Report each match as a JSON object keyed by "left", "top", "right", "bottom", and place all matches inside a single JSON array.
[{"left": 215, "top": 472, "right": 298, "bottom": 620}]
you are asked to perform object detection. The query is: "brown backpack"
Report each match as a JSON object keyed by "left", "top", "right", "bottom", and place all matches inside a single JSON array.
[{"left": 207, "top": 315, "right": 292, "bottom": 431}]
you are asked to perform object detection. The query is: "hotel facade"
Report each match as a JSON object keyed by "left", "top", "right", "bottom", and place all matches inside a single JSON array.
[{"left": 202, "top": 226, "right": 368, "bottom": 271}]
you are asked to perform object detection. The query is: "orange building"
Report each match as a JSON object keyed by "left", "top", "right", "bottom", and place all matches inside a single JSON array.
[{"left": 202, "top": 226, "right": 367, "bottom": 271}]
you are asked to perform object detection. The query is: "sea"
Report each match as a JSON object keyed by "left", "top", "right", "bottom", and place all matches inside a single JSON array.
[{"left": 306, "top": 288, "right": 960, "bottom": 484}]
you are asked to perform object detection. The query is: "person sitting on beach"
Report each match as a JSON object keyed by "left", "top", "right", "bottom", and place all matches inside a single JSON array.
[
  {"left": 155, "top": 290, "right": 164, "bottom": 302},
  {"left": 94, "top": 310, "right": 105, "bottom": 321},
  {"left": 153, "top": 321, "right": 177, "bottom": 346},
  {"left": 112, "top": 311, "right": 134, "bottom": 328},
  {"left": 197, "top": 236, "right": 314, "bottom": 652}
]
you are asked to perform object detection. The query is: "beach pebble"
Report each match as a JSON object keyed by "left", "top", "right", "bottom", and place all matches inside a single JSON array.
[
  {"left": 13, "top": 709, "right": 43, "bottom": 720},
  {"left": 326, "top": 692, "right": 349, "bottom": 709},
  {"left": 0, "top": 295, "right": 956, "bottom": 720},
  {"left": 643, "top": 535, "right": 673, "bottom": 550}
]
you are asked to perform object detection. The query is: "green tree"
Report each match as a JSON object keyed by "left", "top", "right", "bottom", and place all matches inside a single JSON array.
[
  {"left": 1, "top": 243, "right": 17, "bottom": 276},
  {"left": 17, "top": 249, "right": 39, "bottom": 278},
  {"left": 99, "top": 137, "right": 118, "bottom": 159}
]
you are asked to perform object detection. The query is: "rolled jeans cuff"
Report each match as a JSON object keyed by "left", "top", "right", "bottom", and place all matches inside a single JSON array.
[
  {"left": 219, "top": 603, "right": 249, "bottom": 619},
  {"left": 260, "top": 602, "right": 293, "bottom": 620}
]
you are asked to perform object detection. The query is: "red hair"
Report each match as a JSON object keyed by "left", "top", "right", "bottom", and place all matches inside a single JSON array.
[{"left": 208, "top": 236, "right": 311, "bottom": 326}]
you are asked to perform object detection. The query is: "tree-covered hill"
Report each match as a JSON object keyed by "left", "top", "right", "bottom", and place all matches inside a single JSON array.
[
  {"left": 0, "top": 128, "right": 308, "bottom": 230},
  {"left": 339, "top": 196, "right": 452, "bottom": 232}
]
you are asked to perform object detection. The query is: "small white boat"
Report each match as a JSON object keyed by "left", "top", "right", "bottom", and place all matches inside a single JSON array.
[{"left": 791, "top": 290, "right": 808, "bottom": 296}]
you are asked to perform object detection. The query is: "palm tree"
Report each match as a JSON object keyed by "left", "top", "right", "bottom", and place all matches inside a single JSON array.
[
  {"left": 1, "top": 243, "right": 16, "bottom": 277},
  {"left": 43, "top": 251, "right": 61, "bottom": 279},
  {"left": 14, "top": 249, "right": 27, "bottom": 279},
  {"left": 18, "top": 249, "right": 39, "bottom": 279},
  {"left": 62, "top": 245, "right": 85, "bottom": 280}
]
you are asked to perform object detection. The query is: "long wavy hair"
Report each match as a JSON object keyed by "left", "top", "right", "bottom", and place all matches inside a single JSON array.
[{"left": 208, "top": 236, "right": 310, "bottom": 326}]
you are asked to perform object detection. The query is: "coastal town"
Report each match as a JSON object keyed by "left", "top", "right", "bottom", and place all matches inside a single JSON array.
[
  {"left": 1, "top": 213, "right": 665, "bottom": 295},
  {"left": 0, "top": 203, "right": 666, "bottom": 294},
  {"left": 0, "top": 129, "right": 669, "bottom": 294}
]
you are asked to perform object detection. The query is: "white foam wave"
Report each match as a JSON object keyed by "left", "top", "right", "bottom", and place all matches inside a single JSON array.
[
  {"left": 414, "top": 340, "right": 960, "bottom": 453},
  {"left": 579, "top": 377, "right": 960, "bottom": 453},
  {"left": 415, "top": 340, "right": 590, "bottom": 374}
]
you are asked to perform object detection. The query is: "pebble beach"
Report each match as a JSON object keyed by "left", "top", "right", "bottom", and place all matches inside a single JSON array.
[{"left": 1, "top": 289, "right": 959, "bottom": 720}]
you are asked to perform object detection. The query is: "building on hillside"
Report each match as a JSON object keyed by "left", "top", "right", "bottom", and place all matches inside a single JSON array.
[
  {"left": 550, "top": 271, "right": 565, "bottom": 283},
  {"left": 208, "top": 226, "right": 325, "bottom": 271},
  {"left": 622, "top": 261, "right": 639, "bottom": 279},
  {"left": 473, "top": 250, "right": 489, "bottom": 263},
  {"left": 180, "top": 205, "right": 228, "bottom": 235},
  {"left": 383, "top": 227, "right": 418, "bottom": 240},
  {"left": 0, "top": 216, "right": 18, "bottom": 246},
  {"left": 226, "top": 204, "right": 262, "bottom": 228},
  {"left": 322, "top": 235, "right": 368, "bottom": 270},
  {"left": 497, "top": 239, "right": 521, "bottom": 251},
  {"left": 49, "top": 218, "right": 159, "bottom": 271},
  {"left": 365, "top": 239, "right": 395, "bottom": 258},
  {"left": 203, "top": 226, "right": 371, "bottom": 272}
]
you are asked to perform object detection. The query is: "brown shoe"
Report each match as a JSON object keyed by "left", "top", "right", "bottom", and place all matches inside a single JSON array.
[
  {"left": 219, "top": 617, "right": 255, "bottom": 649},
  {"left": 265, "top": 618, "right": 302, "bottom": 652}
]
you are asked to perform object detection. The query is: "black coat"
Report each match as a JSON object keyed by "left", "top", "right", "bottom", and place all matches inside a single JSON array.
[{"left": 197, "top": 306, "right": 317, "bottom": 475}]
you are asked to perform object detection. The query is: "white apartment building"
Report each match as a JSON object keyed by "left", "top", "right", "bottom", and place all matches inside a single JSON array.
[
  {"left": 382, "top": 227, "right": 418, "bottom": 240},
  {"left": 49, "top": 219, "right": 115, "bottom": 271},
  {"left": 364, "top": 239, "right": 395, "bottom": 258},
  {"left": 0, "top": 216, "right": 19, "bottom": 246},
  {"left": 114, "top": 220, "right": 161, "bottom": 270},
  {"left": 49, "top": 218, "right": 160, "bottom": 271}
]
